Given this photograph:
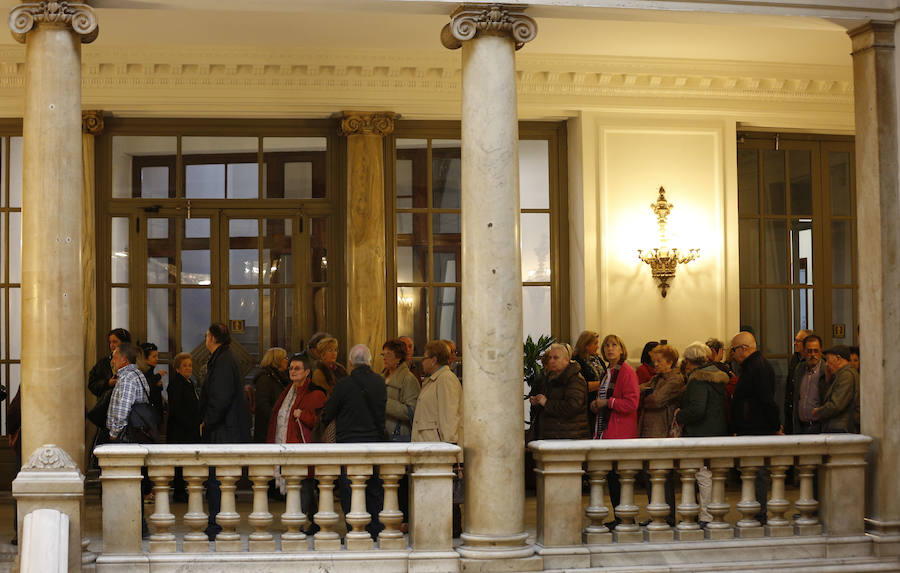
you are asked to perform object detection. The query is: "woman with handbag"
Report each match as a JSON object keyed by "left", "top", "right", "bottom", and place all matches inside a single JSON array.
[{"left": 382, "top": 338, "right": 419, "bottom": 442}]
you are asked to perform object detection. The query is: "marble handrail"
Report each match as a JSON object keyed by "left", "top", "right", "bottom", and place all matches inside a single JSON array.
[
  {"left": 529, "top": 434, "right": 872, "bottom": 555},
  {"left": 94, "top": 442, "right": 461, "bottom": 559}
]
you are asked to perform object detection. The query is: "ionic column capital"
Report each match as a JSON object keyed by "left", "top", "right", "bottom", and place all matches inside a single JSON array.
[
  {"left": 9, "top": 1, "right": 99, "bottom": 44},
  {"left": 338, "top": 111, "right": 399, "bottom": 137},
  {"left": 441, "top": 4, "right": 537, "bottom": 51},
  {"left": 82, "top": 110, "right": 104, "bottom": 135}
]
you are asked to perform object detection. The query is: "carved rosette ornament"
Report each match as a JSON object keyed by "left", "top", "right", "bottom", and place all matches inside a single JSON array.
[
  {"left": 441, "top": 4, "right": 537, "bottom": 50},
  {"left": 22, "top": 444, "right": 79, "bottom": 471},
  {"left": 339, "top": 111, "right": 399, "bottom": 137},
  {"left": 9, "top": 1, "right": 99, "bottom": 44},
  {"left": 82, "top": 110, "right": 104, "bottom": 135}
]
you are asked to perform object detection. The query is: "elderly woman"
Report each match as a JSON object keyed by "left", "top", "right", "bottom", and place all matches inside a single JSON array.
[
  {"left": 167, "top": 352, "right": 202, "bottom": 502},
  {"left": 311, "top": 337, "right": 346, "bottom": 397},
  {"left": 253, "top": 347, "right": 290, "bottom": 443},
  {"left": 675, "top": 341, "right": 730, "bottom": 527},
  {"left": 528, "top": 343, "right": 590, "bottom": 440},
  {"left": 382, "top": 338, "right": 419, "bottom": 441}
]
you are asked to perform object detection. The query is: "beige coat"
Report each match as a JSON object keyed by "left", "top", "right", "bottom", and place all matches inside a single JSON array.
[
  {"left": 411, "top": 365, "right": 462, "bottom": 445},
  {"left": 385, "top": 362, "right": 420, "bottom": 438}
]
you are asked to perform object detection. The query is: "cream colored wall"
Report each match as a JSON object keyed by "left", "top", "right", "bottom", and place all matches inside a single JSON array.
[{"left": 569, "top": 112, "right": 741, "bottom": 359}]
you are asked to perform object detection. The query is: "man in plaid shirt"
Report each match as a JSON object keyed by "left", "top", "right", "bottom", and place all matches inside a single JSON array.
[{"left": 107, "top": 342, "right": 150, "bottom": 441}]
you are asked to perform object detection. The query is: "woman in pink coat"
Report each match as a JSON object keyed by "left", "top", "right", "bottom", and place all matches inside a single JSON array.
[{"left": 590, "top": 333, "right": 640, "bottom": 529}]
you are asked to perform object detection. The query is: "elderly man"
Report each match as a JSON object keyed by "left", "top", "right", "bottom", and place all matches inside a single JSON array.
[
  {"left": 780, "top": 328, "right": 813, "bottom": 434},
  {"left": 730, "top": 331, "right": 780, "bottom": 524},
  {"left": 320, "top": 344, "right": 387, "bottom": 538},
  {"left": 791, "top": 334, "right": 826, "bottom": 434},
  {"left": 813, "top": 345, "right": 860, "bottom": 433}
]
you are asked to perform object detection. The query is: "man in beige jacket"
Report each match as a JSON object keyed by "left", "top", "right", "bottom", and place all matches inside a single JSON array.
[{"left": 412, "top": 339, "right": 463, "bottom": 536}]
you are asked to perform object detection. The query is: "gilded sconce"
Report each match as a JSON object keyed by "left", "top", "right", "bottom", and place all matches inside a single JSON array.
[{"left": 637, "top": 187, "right": 700, "bottom": 298}]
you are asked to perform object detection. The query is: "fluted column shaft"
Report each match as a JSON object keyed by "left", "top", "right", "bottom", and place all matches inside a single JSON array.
[
  {"left": 847, "top": 21, "right": 900, "bottom": 544},
  {"left": 13, "top": 1, "right": 98, "bottom": 471},
  {"left": 443, "top": 4, "right": 537, "bottom": 563}
]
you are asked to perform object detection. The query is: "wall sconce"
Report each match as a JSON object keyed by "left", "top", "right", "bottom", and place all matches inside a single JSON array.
[
  {"left": 637, "top": 186, "right": 700, "bottom": 298},
  {"left": 398, "top": 287, "right": 414, "bottom": 310}
]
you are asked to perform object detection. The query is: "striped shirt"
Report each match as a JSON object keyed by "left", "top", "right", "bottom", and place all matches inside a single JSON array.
[{"left": 107, "top": 364, "right": 150, "bottom": 439}]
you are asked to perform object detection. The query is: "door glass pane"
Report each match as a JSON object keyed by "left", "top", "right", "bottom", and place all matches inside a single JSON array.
[
  {"left": 792, "top": 288, "right": 814, "bottom": 332},
  {"left": 226, "top": 163, "right": 258, "bottom": 199},
  {"left": 111, "top": 287, "right": 129, "bottom": 331},
  {"left": 111, "top": 136, "right": 176, "bottom": 198},
  {"left": 763, "top": 289, "right": 790, "bottom": 356},
  {"left": 9, "top": 211, "right": 20, "bottom": 283},
  {"left": 739, "top": 219, "right": 759, "bottom": 284},
  {"left": 739, "top": 289, "right": 760, "bottom": 336},
  {"left": 147, "top": 218, "right": 175, "bottom": 284},
  {"left": 433, "top": 213, "right": 460, "bottom": 282},
  {"left": 829, "top": 151, "right": 852, "bottom": 216},
  {"left": 9, "top": 137, "right": 22, "bottom": 207},
  {"left": 434, "top": 251, "right": 458, "bottom": 283},
  {"left": 147, "top": 288, "right": 171, "bottom": 353},
  {"left": 9, "top": 288, "right": 20, "bottom": 359},
  {"left": 182, "top": 218, "right": 210, "bottom": 285},
  {"left": 791, "top": 219, "right": 813, "bottom": 285},
  {"left": 397, "top": 213, "right": 427, "bottom": 283},
  {"left": 263, "top": 137, "right": 327, "bottom": 199},
  {"left": 737, "top": 148, "right": 759, "bottom": 215},
  {"left": 432, "top": 140, "right": 461, "bottom": 209},
  {"left": 261, "top": 288, "right": 293, "bottom": 352},
  {"left": 434, "top": 286, "right": 459, "bottom": 344},
  {"left": 0, "top": 290, "right": 4, "bottom": 357},
  {"left": 310, "top": 217, "right": 328, "bottom": 283},
  {"left": 521, "top": 213, "right": 551, "bottom": 282},
  {"left": 0, "top": 214, "right": 4, "bottom": 282},
  {"left": 764, "top": 220, "right": 788, "bottom": 285},
  {"left": 831, "top": 220, "right": 854, "bottom": 284},
  {"left": 523, "top": 285, "right": 551, "bottom": 342},
  {"left": 397, "top": 287, "right": 427, "bottom": 357},
  {"left": 229, "top": 289, "right": 259, "bottom": 361},
  {"left": 111, "top": 217, "right": 129, "bottom": 283},
  {"left": 263, "top": 219, "right": 292, "bottom": 285},
  {"left": 312, "top": 286, "right": 328, "bottom": 334},
  {"left": 763, "top": 150, "right": 786, "bottom": 215},
  {"left": 520, "top": 139, "right": 549, "bottom": 209},
  {"left": 229, "top": 219, "right": 259, "bottom": 285},
  {"left": 186, "top": 164, "right": 225, "bottom": 199},
  {"left": 789, "top": 150, "right": 812, "bottom": 215},
  {"left": 831, "top": 288, "right": 854, "bottom": 343},
  {"left": 181, "top": 289, "right": 210, "bottom": 353},
  {"left": 397, "top": 159, "right": 414, "bottom": 209}
]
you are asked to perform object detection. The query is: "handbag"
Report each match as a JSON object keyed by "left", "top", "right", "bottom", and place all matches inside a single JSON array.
[
  {"left": 123, "top": 377, "right": 162, "bottom": 444},
  {"left": 390, "top": 405, "right": 415, "bottom": 442},
  {"left": 86, "top": 389, "right": 112, "bottom": 428},
  {"left": 667, "top": 414, "right": 683, "bottom": 438}
]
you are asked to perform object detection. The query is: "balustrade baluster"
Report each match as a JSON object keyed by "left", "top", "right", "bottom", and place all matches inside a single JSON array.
[
  {"left": 147, "top": 465, "right": 176, "bottom": 553},
  {"left": 736, "top": 456, "right": 765, "bottom": 537},
  {"left": 675, "top": 458, "right": 703, "bottom": 541},
  {"left": 313, "top": 465, "right": 342, "bottom": 550},
  {"left": 182, "top": 465, "right": 210, "bottom": 553},
  {"left": 280, "top": 464, "right": 308, "bottom": 552},
  {"left": 766, "top": 456, "right": 794, "bottom": 537},
  {"left": 345, "top": 464, "right": 375, "bottom": 550},
  {"left": 645, "top": 459, "right": 674, "bottom": 541},
  {"left": 705, "top": 458, "right": 734, "bottom": 539},
  {"left": 794, "top": 455, "right": 822, "bottom": 536},
  {"left": 214, "top": 466, "right": 243, "bottom": 552},
  {"left": 583, "top": 460, "right": 612, "bottom": 544},
  {"left": 378, "top": 464, "right": 406, "bottom": 550},
  {"left": 248, "top": 465, "right": 275, "bottom": 552},
  {"left": 613, "top": 461, "right": 642, "bottom": 543}
]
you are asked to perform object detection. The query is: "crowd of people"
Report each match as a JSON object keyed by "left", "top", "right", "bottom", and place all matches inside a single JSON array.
[
  {"left": 527, "top": 329, "right": 861, "bottom": 528},
  {"left": 86, "top": 326, "right": 464, "bottom": 539}
]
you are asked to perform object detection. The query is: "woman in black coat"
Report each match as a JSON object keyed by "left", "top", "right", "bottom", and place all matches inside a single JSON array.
[
  {"left": 167, "top": 352, "right": 202, "bottom": 502},
  {"left": 252, "top": 347, "right": 290, "bottom": 443}
]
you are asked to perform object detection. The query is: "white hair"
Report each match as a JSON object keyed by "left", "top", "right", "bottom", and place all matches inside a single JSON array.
[
  {"left": 683, "top": 341, "right": 712, "bottom": 365},
  {"left": 348, "top": 344, "right": 372, "bottom": 366},
  {"left": 547, "top": 343, "right": 572, "bottom": 360}
]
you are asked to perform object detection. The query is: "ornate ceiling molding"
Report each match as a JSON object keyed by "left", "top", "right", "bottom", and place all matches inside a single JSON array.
[{"left": 0, "top": 46, "right": 853, "bottom": 116}]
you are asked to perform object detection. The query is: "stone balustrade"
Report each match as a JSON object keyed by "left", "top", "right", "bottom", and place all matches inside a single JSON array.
[
  {"left": 529, "top": 434, "right": 874, "bottom": 570},
  {"left": 94, "top": 442, "right": 461, "bottom": 573}
]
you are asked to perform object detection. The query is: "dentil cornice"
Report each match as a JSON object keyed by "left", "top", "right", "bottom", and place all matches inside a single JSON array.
[{"left": 0, "top": 46, "right": 853, "bottom": 116}]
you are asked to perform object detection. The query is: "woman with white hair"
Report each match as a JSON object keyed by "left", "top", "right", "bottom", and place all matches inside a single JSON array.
[
  {"left": 528, "top": 343, "right": 590, "bottom": 440},
  {"left": 675, "top": 341, "right": 730, "bottom": 527}
]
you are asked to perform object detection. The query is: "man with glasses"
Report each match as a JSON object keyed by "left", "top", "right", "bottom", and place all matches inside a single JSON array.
[
  {"left": 781, "top": 329, "right": 813, "bottom": 434},
  {"left": 791, "top": 334, "right": 826, "bottom": 434}
]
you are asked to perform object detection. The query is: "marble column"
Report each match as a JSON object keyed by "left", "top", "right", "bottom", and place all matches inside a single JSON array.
[
  {"left": 10, "top": 2, "right": 98, "bottom": 466},
  {"left": 442, "top": 5, "right": 539, "bottom": 568},
  {"left": 82, "top": 110, "right": 102, "bottom": 473},
  {"left": 848, "top": 21, "right": 900, "bottom": 556},
  {"left": 340, "top": 111, "right": 397, "bottom": 373}
]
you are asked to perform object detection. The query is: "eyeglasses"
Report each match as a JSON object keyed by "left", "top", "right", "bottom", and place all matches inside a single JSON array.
[{"left": 730, "top": 344, "right": 748, "bottom": 352}]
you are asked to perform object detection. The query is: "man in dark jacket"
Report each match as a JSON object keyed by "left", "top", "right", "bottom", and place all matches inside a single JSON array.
[
  {"left": 200, "top": 322, "right": 251, "bottom": 540},
  {"left": 320, "top": 344, "right": 386, "bottom": 538},
  {"left": 729, "top": 331, "right": 780, "bottom": 524},
  {"left": 814, "top": 345, "right": 860, "bottom": 433}
]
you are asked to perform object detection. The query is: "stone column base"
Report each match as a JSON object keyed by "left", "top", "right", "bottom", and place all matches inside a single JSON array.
[
  {"left": 613, "top": 529, "right": 644, "bottom": 543},
  {"left": 766, "top": 524, "right": 795, "bottom": 537},
  {"left": 583, "top": 530, "right": 613, "bottom": 544},
  {"left": 460, "top": 555, "right": 543, "bottom": 573},
  {"left": 734, "top": 526, "right": 765, "bottom": 539},
  {"left": 644, "top": 528, "right": 675, "bottom": 542},
  {"left": 705, "top": 526, "right": 734, "bottom": 540},
  {"left": 674, "top": 527, "right": 704, "bottom": 541},
  {"left": 865, "top": 518, "right": 900, "bottom": 557},
  {"left": 534, "top": 544, "right": 590, "bottom": 569},
  {"left": 795, "top": 523, "right": 823, "bottom": 536}
]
